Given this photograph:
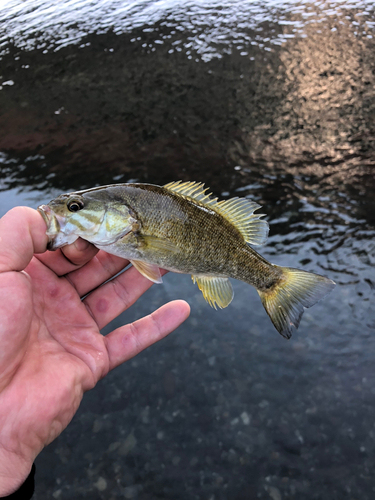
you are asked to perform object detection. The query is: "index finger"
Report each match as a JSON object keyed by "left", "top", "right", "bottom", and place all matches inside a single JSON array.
[
  {"left": 0, "top": 207, "right": 48, "bottom": 273},
  {"left": 36, "top": 238, "right": 99, "bottom": 276}
]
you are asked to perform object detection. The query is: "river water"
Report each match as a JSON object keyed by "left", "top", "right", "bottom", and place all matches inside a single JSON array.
[{"left": 1, "top": 1, "right": 374, "bottom": 499}]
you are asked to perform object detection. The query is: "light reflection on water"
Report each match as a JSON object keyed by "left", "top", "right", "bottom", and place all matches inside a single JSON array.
[
  {"left": 0, "top": 0, "right": 375, "bottom": 498},
  {"left": 1, "top": 0, "right": 375, "bottom": 59}
]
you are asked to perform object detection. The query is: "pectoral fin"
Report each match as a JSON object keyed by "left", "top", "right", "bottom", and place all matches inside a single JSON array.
[
  {"left": 139, "top": 235, "right": 179, "bottom": 253},
  {"left": 131, "top": 260, "right": 163, "bottom": 284},
  {"left": 192, "top": 275, "right": 234, "bottom": 309}
]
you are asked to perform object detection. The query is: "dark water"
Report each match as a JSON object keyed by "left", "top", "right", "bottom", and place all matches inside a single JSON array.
[{"left": 1, "top": 1, "right": 375, "bottom": 499}]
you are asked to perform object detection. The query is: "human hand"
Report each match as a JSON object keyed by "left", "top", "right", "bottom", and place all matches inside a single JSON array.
[{"left": 0, "top": 207, "right": 190, "bottom": 496}]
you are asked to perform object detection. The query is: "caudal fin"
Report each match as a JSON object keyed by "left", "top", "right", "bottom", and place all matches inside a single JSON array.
[{"left": 258, "top": 267, "right": 335, "bottom": 339}]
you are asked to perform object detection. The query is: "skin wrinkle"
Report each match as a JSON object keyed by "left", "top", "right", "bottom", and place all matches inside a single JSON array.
[
  {"left": 110, "top": 277, "right": 133, "bottom": 310},
  {"left": 90, "top": 254, "right": 128, "bottom": 290},
  {"left": 0, "top": 254, "right": 18, "bottom": 274},
  {"left": 149, "top": 310, "right": 163, "bottom": 344},
  {"left": 0, "top": 359, "right": 23, "bottom": 394},
  {"left": 0, "top": 445, "right": 32, "bottom": 487},
  {"left": 96, "top": 251, "right": 126, "bottom": 277},
  {"left": 78, "top": 340, "right": 109, "bottom": 382},
  {"left": 84, "top": 302, "right": 96, "bottom": 322},
  {"left": 40, "top": 315, "right": 108, "bottom": 382},
  {"left": 58, "top": 249, "right": 82, "bottom": 268},
  {"left": 60, "top": 347, "right": 100, "bottom": 391},
  {"left": 63, "top": 273, "right": 77, "bottom": 292},
  {"left": 3, "top": 380, "right": 47, "bottom": 463},
  {"left": 124, "top": 320, "right": 144, "bottom": 357},
  {"left": 37, "top": 319, "right": 100, "bottom": 389}
]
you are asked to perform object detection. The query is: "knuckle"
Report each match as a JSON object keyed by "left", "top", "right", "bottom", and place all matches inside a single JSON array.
[
  {"left": 127, "top": 321, "right": 143, "bottom": 354},
  {"left": 98, "top": 252, "right": 124, "bottom": 278},
  {"left": 110, "top": 278, "right": 132, "bottom": 309}
]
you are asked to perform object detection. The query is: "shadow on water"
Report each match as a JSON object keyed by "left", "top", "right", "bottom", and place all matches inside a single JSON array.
[{"left": 1, "top": 1, "right": 375, "bottom": 499}]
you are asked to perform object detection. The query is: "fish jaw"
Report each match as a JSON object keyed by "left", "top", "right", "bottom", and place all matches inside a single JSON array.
[{"left": 37, "top": 204, "right": 79, "bottom": 250}]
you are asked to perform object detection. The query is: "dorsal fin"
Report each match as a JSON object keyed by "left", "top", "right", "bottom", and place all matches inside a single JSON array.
[
  {"left": 214, "top": 197, "right": 269, "bottom": 245},
  {"left": 163, "top": 181, "right": 218, "bottom": 206},
  {"left": 164, "top": 180, "right": 269, "bottom": 246}
]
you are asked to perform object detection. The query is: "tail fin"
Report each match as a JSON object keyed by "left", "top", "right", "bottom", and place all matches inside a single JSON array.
[{"left": 258, "top": 267, "right": 335, "bottom": 339}]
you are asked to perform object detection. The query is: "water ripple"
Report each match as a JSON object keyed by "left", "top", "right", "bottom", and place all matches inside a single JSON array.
[{"left": 1, "top": 0, "right": 375, "bottom": 59}]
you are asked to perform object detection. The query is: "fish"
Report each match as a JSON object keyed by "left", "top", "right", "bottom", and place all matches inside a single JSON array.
[{"left": 37, "top": 181, "right": 335, "bottom": 338}]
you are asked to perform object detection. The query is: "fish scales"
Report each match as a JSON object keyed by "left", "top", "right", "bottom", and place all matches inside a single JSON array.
[
  {"left": 111, "top": 184, "right": 276, "bottom": 286},
  {"left": 38, "top": 181, "right": 335, "bottom": 338}
]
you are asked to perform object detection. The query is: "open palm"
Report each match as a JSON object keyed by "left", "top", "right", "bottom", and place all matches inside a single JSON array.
[{"left": 0, "top": 207, "right": 190, "bottom": 496}]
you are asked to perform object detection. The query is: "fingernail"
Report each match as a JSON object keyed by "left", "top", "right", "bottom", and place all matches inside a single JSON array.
[{"left": 74, "top": 238, "right": 90, "bottom": 252}]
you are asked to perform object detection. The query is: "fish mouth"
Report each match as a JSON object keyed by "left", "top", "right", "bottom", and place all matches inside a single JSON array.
[
  {"left": 37, "top": 204, "right": 62, "bottom": 250},
  {"left": 37, "top": 204, "right": 53, "bottom": 226}
]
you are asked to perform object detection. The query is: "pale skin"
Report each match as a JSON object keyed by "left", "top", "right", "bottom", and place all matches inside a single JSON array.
[{"left": 0, "top": 207, "right": 190, "bottom": 496}]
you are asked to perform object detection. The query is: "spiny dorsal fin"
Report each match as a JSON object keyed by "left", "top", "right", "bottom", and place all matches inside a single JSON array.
[
  {"left": 164, "top": 180, "right": 269, "bottom": 246},
  {"left": 192, "top": 275, "right": 234, "bottom": 309},
  {"left": 164, "top": 181, "right": 218, "bottom": 206}
]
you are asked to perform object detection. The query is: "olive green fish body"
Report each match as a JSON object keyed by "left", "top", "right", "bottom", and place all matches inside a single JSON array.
[
  {"left": 99, "top": 184, "right": 273, "bottom": 279},
  {"left": 38, "top": 181, "right": 335, "bottom": 338}
]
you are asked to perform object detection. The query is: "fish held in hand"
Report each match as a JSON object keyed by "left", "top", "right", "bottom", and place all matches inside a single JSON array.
[{"left": 37, "top": 181, "right": 335, "bottom": 338}]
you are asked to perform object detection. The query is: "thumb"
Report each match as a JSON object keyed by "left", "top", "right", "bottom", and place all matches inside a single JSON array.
[{"left": 0, "top": 207, "right": 48, "bottom": 273}]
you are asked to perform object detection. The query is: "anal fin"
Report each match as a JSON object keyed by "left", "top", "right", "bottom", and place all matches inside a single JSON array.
[
  {"left": 192, "top": 275, "right": 233, "bottom": 309},
  {"left": 131, "top": 260, "right": 163, "bottom": 284}
]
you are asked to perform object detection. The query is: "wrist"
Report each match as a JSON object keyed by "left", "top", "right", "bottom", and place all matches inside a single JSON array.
[
  {"left": 0, "top": 464, "right": 35, "bottom": 499},
  {"left": 0, "top": 449, "right": 34, "bottom": 496}
]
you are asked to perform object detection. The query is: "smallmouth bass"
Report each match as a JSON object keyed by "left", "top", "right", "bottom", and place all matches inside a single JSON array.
[{"left": 38, "top": 181, "right": 335, "bottom": 338}]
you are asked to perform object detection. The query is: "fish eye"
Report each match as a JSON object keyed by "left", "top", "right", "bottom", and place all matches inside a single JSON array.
[{"left": 67, "top": 199, "right": 85, "bottom": 212}]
